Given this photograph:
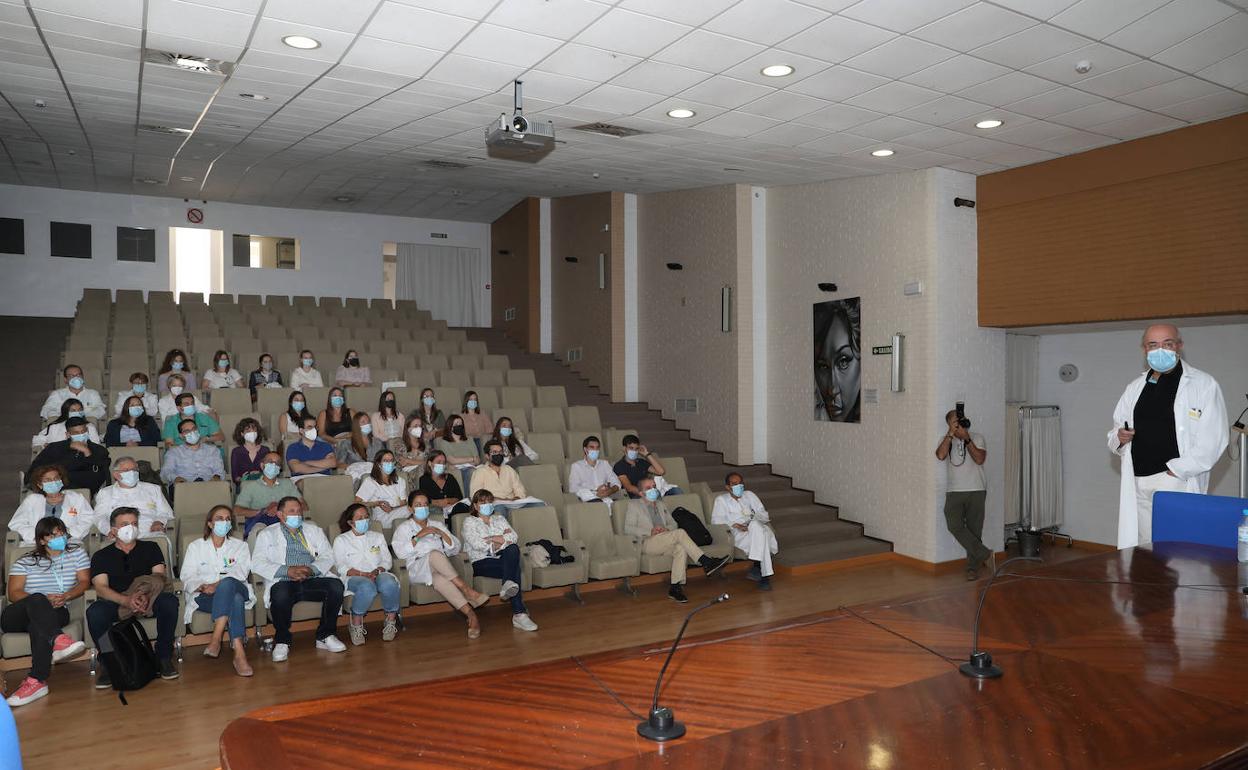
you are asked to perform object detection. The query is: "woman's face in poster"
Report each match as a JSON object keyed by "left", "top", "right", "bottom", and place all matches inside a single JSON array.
[{"left": 815, "top": 312, "right": 860, "bottom": 421}]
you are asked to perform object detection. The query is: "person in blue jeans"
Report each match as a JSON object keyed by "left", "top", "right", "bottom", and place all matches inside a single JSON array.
[
  {"left": 333, "top": 503, "right": 401, "bottom": 645},
  {"left": 461, "top": 490, "right": 538, "bottom": 632},
  {"left": 180, "top": 505, "right": 255, "bottom": 677}
]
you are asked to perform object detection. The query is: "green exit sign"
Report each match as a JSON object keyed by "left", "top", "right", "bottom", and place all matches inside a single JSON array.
[{"left": 871, "top": 345, "right": 892, "bottom": 355}]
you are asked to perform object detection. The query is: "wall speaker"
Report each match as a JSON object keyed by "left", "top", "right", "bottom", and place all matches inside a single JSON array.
[
  {"left": 564, "top": 256, "right": 578, "bottom": 263},
  {"left": 666, "top": 262, "right": 683, "bottom": 270},
  {"left": 817, "top": 282, "right": 837, "bottom": 292}
]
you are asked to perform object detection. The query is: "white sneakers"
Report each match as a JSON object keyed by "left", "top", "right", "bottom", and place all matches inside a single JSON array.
[
  {"left": 500, "top": 580, "right": 520, "bottom": 600},
  {"left": 271, "top": 643, "right": 290, "bottom": 662},
  {"left": 512, "top": 613, "right": 538, "bottom": 632},
  {"left": 348, "top": 624, "right": 367, "bottom": 646},
  {"left": 316, "top": 635, "right": 347, "bottom": 653}
]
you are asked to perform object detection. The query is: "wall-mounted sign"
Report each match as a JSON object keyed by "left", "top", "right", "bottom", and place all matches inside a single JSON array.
[
  {"left": 871, "top": 345, "right": 892, "bottom": 355},
  {"left": 186, "top": 208, "right": 203, "bottom": 224}
]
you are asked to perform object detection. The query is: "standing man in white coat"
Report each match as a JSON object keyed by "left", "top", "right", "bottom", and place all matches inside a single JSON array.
[
  {"left": 711, "top": 473, "right": 779, "bottom": 591},
  {"left": 1109, "top": 324, "right": 1228, "bottom": 547}
]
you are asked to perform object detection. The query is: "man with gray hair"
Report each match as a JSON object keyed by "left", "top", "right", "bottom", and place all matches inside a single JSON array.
[
  {"left": 1109, "top": 323, "right": 1227, "bottom": 547},
  {"left": 92, "top": 456, "right": 174, "bottom": 536}
]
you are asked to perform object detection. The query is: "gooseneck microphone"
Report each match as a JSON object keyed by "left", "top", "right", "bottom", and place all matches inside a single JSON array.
[
  {"left": 960, "top": 557, "right": 1041, "bottom": 679},
  {"left": 637, "top": 593, "right": 730, "bottom": 742}
]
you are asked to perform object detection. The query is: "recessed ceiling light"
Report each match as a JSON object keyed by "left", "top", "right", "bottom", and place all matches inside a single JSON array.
[
  {"left": 282, "top": 35, "right": 321, "bottom": 50},
  {"left": 179, "top": 176, "right": 195, "bottom": 182},
  {"left": 666, "top": 108, "right": 695, "bottom": 119},
  {"left": 239, "top": 93, "right": 268, "bottom": 100},
  {"left": 333, "top": 195, "right": 353, "bottom": 202},
  {"left": 975, "top": 119, "right": 1003, "bottom": 129},
  {"left": 761, "top": 64, "right": 794, "bottom": 77},
  {"left": 871, "top": 149, "right": 894, "bottom": 157},
  {"left": 138, "top": 177, "right": 161, "bottom": 184}
]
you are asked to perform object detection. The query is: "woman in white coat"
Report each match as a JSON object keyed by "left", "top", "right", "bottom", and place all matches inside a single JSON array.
[
  {"left": 354, "top": 451, "right": 410, "bottom": 528},
  {"left": 392, "top": 491, "right": 489, "bottom": 639},
  {"left": 10, "top": 465, "right": 94, "bottom": 544},
  {"left": 180, "top": 505, "right": 255, "bottom": 677},
  {"left": 333, "top": 504, "right": 400, "bottom": 646}
]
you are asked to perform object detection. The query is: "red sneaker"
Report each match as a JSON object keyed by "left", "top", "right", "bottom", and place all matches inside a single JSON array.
[
  {"left": 6, "top": 677, "right": 48, "bottom": 707},
  {"left": 51, "top": 634, "right": 85, "bottom": 664}
]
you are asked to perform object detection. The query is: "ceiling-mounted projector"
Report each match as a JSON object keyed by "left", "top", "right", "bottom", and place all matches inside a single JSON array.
[{"left": 485, "top": 79, "right": 555, "bottom": 163}]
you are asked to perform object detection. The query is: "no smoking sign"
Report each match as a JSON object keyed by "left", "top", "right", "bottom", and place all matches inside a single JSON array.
[{"left": 186, "top": 208, "right": 204, "bottom": 224}]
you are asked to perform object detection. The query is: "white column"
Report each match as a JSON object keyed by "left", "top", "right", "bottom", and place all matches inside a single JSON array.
[
  {"left": 750, "top": 186, "right": 768, "bottom": 463},
  {"left": 623, "top": 192, "right": 639, "bottom": 401},
  {"left": 539, "top": 197, "right": 552, "bottom": 354}
]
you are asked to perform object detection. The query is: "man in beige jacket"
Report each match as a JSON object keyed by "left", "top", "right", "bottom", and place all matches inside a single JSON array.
[{"left": 624, "top": 478, "right": 729, "bottom": 603}]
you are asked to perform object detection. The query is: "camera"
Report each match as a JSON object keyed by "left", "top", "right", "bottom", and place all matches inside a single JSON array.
[{"left": 955, "top": 401, "right": 971, "bottom": 429}]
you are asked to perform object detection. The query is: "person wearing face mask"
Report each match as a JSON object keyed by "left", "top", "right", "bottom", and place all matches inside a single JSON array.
[
  {"left": 103, "top": 395, "right": 161, "bottom": 448},
  {"left": 248, "top": 353, "right": 283, "bottom": 402},
  {"left": 318, "top": 387, "right": 355, "bottom": 442},
  {"left": 372, "top": 390, "right": 404, "bottom": 445},
  {"left": 335, "top": 349, "right": 372, "bottom": 389},
  {"left": 392, "top": 491, "right": 489, "bottom": 638},
  {"left": 161, "top": 419, "right": 226, "bottom": 490},
  {"left": 625, "top": 478, "right": 730, "bottom": 603},
  {"left": 180, "top": 506, "right": 255, "bottom": 677},
  {"left": 395, "top": 415, "right": 429, "bottom": 479},
  {"left": 333, "top": 504, "right": 399, "bottom": 645},
  {"left": 32, "top": 398, "right": 102, "bottom": 451},
  {"left": 157, "top": 348, "right": 198, "bottom": 393},
  {"left": 410, "top": 388, "right": 444, "bottom": 439},
  {"left": 156, "top": 373, "right": 208, "bottom": 423},
  {"left": 88, "top": 507, "right": 180, "bottom": 685},
  {"left": 436, "top": 415, "right": 480, "bottom": 480},
  {"left": 1109, "top": 323, "right": 1228, "bottom": 547},
  {"left": 28, "top": 418, "right": 110, "bottom": 495},
  {"left": 355, "top": 450, "right": 410, "bottom": 528},
  {"left": 614, "top": 434, "right": 678, "bottom": 498},
  {"left": 492, "top": 416, "right": 538, "bottom": 467},
  {"left": 112, "top": 372, "right": 158, "bottom": 419},
  {"left": 40, "top": 364, "right": 105, "bottom": 422},
  {"left": 569, "top": 436, "right": 621, "bottom": 505},
  {"left": 459, "top": 391, "right": 493, "bottom": 446},
  {"left": 9, "top": 467, "right": 94, "bottom": 545},
  {"left": 418, "top": 451, "right": 470, "bottom": 524},
  {"left": 470, "top": 440, "right": 540, "bottom": 509},
  {"left": 336, "top": 413, "right": 386, "bottom": 470},
  {"left": 235, "top": 452, "right": 303, "bottom": 537},
  {"left": 229, "top": 418, "right": 270, "bottom": 485},
  {"left": 202, "top": 349, "right": 244, "bottom": 390},
  {"left": 92, "top": 457, "right": 173, "bottom": 538},
  {"left": 161, "top": 392, "right": 224, "bottom": 447},
  {"left": 3, "top": 517, "right": 90, "bottom": 706},
  {"left": 252, "top": 497, "right": 346, "bottom": 661},
  {"left": 279, "top": 391, "right": 309, "bottom": 445},
  {"left": 712, "top": 473, "right": 779, "bottom": 591},
  {"left": 290, "top": 349, "right": 323, "bottom": 393},
  {"left": 461, "top": 490, "right": 538, "bottom": 632},
  {"left": 286, "top": 415, "right": 338, "bottom": 481}
]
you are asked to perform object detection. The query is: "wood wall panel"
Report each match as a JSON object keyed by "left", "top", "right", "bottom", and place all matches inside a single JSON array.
[
  {"left": 977, "top": 113, "right": 1248, "bottom": 328},
  {"left": 490, "top": 198, "right": 540, "bottom": 351}
]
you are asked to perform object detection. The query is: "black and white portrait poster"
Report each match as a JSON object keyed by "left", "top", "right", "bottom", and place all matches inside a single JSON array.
[{"left": 813, "top": 298, "right": 861, "bottom": 423}]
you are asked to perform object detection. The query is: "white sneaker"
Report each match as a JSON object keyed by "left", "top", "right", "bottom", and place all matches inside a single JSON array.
[
  {"left": 348, "top": 624, "right": 366, "bottom": 646},
  {"left": 316, "top": 635, "right": 347, "bottom": 653},
  {"left": 271, "top": 643, "right": 290, "bottom": 662},
  {"left": 500, "top": 580, "right": 519, "bottom": 600},
  {"left": 512, "top": 613, "right": 538, "bottom": 632}
]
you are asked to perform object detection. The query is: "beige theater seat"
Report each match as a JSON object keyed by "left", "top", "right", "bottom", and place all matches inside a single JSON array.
[
  {"left": 565, "top": 503, "right": 639, "bottom": 587},
  {"left": 510, "top": 506, "right": 588, "bottom": 599}
]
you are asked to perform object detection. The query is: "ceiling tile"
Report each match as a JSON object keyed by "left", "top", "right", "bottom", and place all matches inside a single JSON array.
[
  {"left": 363, "top": 3, "right": 475, "bottom": 50},
  {"left": 423, "top": 53, "right": 520, "bottom": 92},
  {"left": 958, "top": 71, "right": 1056, "bottom": 103},
  {"left": 1116, "top": 76, "right": 1224, "bottom": 109},
  {"left": 1153, "top": 13, "right": 1248, "bottom": 73},
  {"left": 485, "top": 0, "right": 610, "bottom": 38},
  {"left": 679, "top": 75, "right": 774, "bottom": 109},
  {"left": 971, "top": 24, "right": 1091, "bottom": 69},
  {"left": 574, "top": 7, "right": 691, "bottom": 58},
  {"left": 262, "top": 0, "right": 377, "bottom": 31},
  {"left": 520, "top": 69, "right": 600, "bottom": 103},
  {"left": 147, "top": 0, "right": 254, "bottom": 47},
  {"left": 1105, "top": 0, "right": 1237, "bottom": 58},
  {"left": 338, "top": 37, "right": 442, "bottom": 77},
  {"left": 573, "top": 83, "right": 664, "bottom": 114},
  {"left": 703, "top": 0, "right": 829, "bottom": 46},
  {"left": 895, "top": 94, "right": 987, "bottom": 124},
  {"left": 610, "top": 61, "right": 711, "bottom": 95},
  {"left": 844, "top": 80, "right": 942, "bottom": 112},
  {"left": 841, "top": 36, "right": 956, "bottom": 79},
  {"left": 850, "top": 114, "right": 930, "bottom": 139},
  {"left": 248, "top": 18, "right": 357, "bottom": 62},
  {"left": 1006, "top": 85, "right": 1101, "bottom": 117},
  {"left": 737, "top": 89, "right": 829, "bottom": 120},
  {"left": 903, "top": 54, "right": 1010, "bottom": 91},
  {"left": 540, "top": 43, "right": 642, "bottom": 81},
  {"left": 1048, "top": 0, "right": 1169, "bottom": 39},
  {"left": 1197, "top": 49, "right": 1248, "bottom": 88},
  {"left": 795, "top": 131, "right": 876, "bottom": 153},
  {"left": 652, "top": 29, "right": 765, "bottom": 72},
  {"left": 386, "top": 0, "right": 498, "bottom": 20},
  {"left": 1049, "top": 100, "right": 1145, "bottom": 128},
  {"left": 911, "top": 3, "right": 1036, "bottom": 49},
  {"left": 749, "top": 121, "right": 831, "bottom": 145},
  {"left": 719, "top": 50, "right": 832, "bottom": 87},
  {"left": 633, "top": 98, "right": 728, "bottom": 126},
  {"left": 840, "top": 0, "right": 977, "bottom": 33},
  {"left": 617, "top": 0, "right": 740, "bottom": 26},
  {"left": 1090, "top": 110, "right": 1186, "bottom": 139},
  {"left": 29, "top": 0, "right": 144, "bottom": 27},
  {"left": 791, "top": 101, "right": 882, "bottom": 129},
  {"left": 787, "top": 65, "right": 890, "bottom": 100},
  {"left": 1022, "top": 43, "right": 1140, "bottom": 84},
  {"left": 1157, "top": 89, "right": 1248, "bottom": 120},
  {"left": 891, "top": 124, "right": 971, "bottom": 148},
  {"left": 688, "top": 111, "right": 783, "bottom": 137},
  {"left": 454, "top": 24, "right": 563, "bottom": 68},
  {"left": 1076, "top": 60, "right": 1181, "bottom": 98},
  {"left": 779, "top": 15, "right": 895, "bottom": 62}
]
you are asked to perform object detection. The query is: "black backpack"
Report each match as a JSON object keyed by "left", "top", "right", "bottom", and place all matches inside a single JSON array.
[
  {"left": 671, "top": 506, "right": 712, "bottom": 547},
  {"left": 98, "top": 617, "right": 160, "bottom": 704}
]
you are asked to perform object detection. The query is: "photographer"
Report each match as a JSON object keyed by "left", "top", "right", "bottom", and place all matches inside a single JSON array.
[{"left": 935, "top": 405, "right": 990, "bottom": 580}]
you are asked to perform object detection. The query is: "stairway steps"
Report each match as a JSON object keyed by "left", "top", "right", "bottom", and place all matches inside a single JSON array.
[
  {"left": 769, "top": 517, "right": 864, "bottom": 543},
  {"left": 774, "top": 537, "right": 892, "bottom": 567}
]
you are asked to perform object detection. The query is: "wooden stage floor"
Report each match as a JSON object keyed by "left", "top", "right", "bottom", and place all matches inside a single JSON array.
[{"left": 221, "top": 544, "right": 1248, "bottom": 769}]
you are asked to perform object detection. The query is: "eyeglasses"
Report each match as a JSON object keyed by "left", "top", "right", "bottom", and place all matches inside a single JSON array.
[{"left": 1144, "top": 339, "right": 1180, "bottom": 350}]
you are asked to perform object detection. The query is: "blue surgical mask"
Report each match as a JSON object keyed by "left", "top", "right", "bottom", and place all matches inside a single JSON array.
[
  {"left": 119, "top": 470, "right": 139, "bottom": 487},
  {"left": 586, "top": 449, "right": 600, "bottom": 461},
  {"left": 422, "top": 396, "right": 435, "bottom": 407},
  {"left": 381, "top": 461, "right": 395, "bottom": 475},
  {"left": 644, "top": 488, "right": 660, "bottom": 502},
  {"left": 212, "top": 520, "right": 232, "bottom": 537},
  {"left": 68, "top": 410, "right": 84, "bottom": 420},
  {"left": 626, "top": 449, "right": 639, "bottom": 461},
  {"left": 217, "top": 359, "right": 230, "bottom": 369},
  {"left": 263, "top": 463, "right": 280, "bottom": 479},
  {"left": 128, "top": 405, "right": 144, "bottom": 418},
  {"left": 466, "top": 399, "right": 478, "bottom": 410},
  {"left": 69, "top": 432, "right": 88, "bottom": 443},
  {"left": 731, "top": 483, "right": 745, "bottom": 498},
  {"left": 68, "top": 376, "right": 84, "bottom": 389},
  {"left": 330, "top": 395, "right": 345, "bottom": 408},
  {"left": 353, "top": 519, "right": 369, "bottom": 534},
  {"left": 291, "top": 401, "right": 305, "bottom": 413},
  {"left": 171, "top": 361, "right": 184, "bottom": 371},
  {"left": 1147, "top": 347, "right": 1178, "bottom": 373},
  {"left": 500, "top": 427, "right": 513, "bottom": 437},
  {"left": 284, "top": 515, "right": 302, "bottom": 530},
  {"left": 42, "top": 480, "right": 64, "bottom": 494},
  {"left": 413, "top": 506, "right": 429, "bottom": 521},
  {"left": 47, "top": 535, "right": 68, "bottom": 551},
  {"left": 432, "top": 463, "right": 446, "bottom": 475},
  {"left": 360, "top": 423, "right": 372, "bottom": 435},
  {"left": 302, "top": 358, "right": 314, "bottom": 367},
  {"left": 181, "top": 404, "right": 196, "bottom": 416},
  {"left": 132, "top": 383, "right": 146, "bottom": 394},
  {"left": 479, "top": 503, "right": 494, "bottom": 517},
  {"left": 184, "top": 430, "right": 201, "bottom": 445}
]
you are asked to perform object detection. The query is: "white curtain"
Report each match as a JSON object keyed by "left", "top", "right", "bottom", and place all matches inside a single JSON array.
[
  {"left": 1005, "top": 333, "right": 1039, "bottom": 404},
  {"left": 1020, "top": 406, "right": 1064, "bottom": 531},
  {"left": 395, "top": 243, "right": 486, "bottom": 327}
]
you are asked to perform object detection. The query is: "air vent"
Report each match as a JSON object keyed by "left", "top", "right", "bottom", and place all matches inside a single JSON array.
[
  {"left": 139, "top": 124, "right": 192, "bottom": 135},
  {"left": 566, "top": 347, "right": 583, "bottom": 363},
  {"left": 424, "top": 159, "right": 469, "bottom": 170},
  {"left": 143, "top": 50, "right": 233, "bottom": 76},
  {"left": 572, "top": 122, "right": 645, "bottom": 138},
  {"left": 503, "top": 307, "right": 517, "bottom": 322},
  {"left": 674, "top": 398, "right": 699, "bottom": 414}
]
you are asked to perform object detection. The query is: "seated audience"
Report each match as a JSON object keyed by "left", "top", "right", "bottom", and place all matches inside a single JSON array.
[
  {"left": 335, "top": 412, "right": 386, "bottom": 468},
  {"left": 103, "top": 395, "right": 161, "bottom": 448},
  {"left": 462, "top": 490, "right": 537, "bottom": 632},
  {"left": 234, "top": 452, "right": 301, "bottom": 536},
  {"left": 112, "top": 372, "right": 158, "bottom": 418},
  {"left": 395, "top": 415, "right": 428, "bottom": 478},
  {"left": 10, "top": 466, "right": 94, "bottom": 544},
  {"left": 93, "top": 456, "right": 173, "bottom": 536},
  {"left": 3, "top": 517, "right": 90, "bottom": 707},
  {"left": 333, "top": 504, "right": 399, "bottom": 646},
  {"left": 88, "top": 507, "right": 180, "bottom": 685},
  {"left": 278, "top": 391, "right": 307, "bottom": 445},
  {"left": 229, "top": 417, "right": 269, "bottom": 485},
  {"left": 162, "top": 393, "right": 224, "bottom": 447},
  {"left": 180, "top": 506, "right": 255, "bottom": 677},
  {"left": 28, "top": 418, "right": 110, "bottom": 495},
  {"left": 202, "top": 349, "right": 243, "bottom": 390},
  {"left": 460, "top": 391, "right": 493, "bottom": 443},
  {"left": 411, "top": 387, "right": 444, "bottom": 439},
  {"left": 470, "top": 440, "right": 539, "bottom": 508},
  {"left": 569, "top": 436, "right": 621, "bottom": 503},
  {"left": 372, "top": 390, "right": 404, "bottom": 446},
  {"left": 286, "top": 416, "right": 337, "bottom": 479},
  {"left": 436, "top": 414, "right": 480, "bottom": 489},
  {"left": 161, "top": 419, "right": 226, "bottom": 487},
  {"left": 418, "top": 451, "right": 468, "bottom": 523},
  {"left": 712, "top": 473, "right": 779, "bottom": 591},
  {"left": 493, "top": 416, "right": 538, "bottom": 467},
  {"left": 290, "top": 349, "right": 323, "bottom": 392},
  {"left": 335, "top": 349, "right": 371, "bottom": 388},
  {"left": 157, "top": 348, "right": 197, "bottom": 393},
  {"left": 392, "top": 492, "right": 488, "bottom": 638},
  {"left": 615, "top": 434, "right": 680, "bottom": 497},
  {"left": 626, "top": 478, "right": 729, "bottom": 603},
  {"left": 32, "top": 398, "right": 102, "bottom": 451},
  {"left": 40, "top": 365, "right": 105, "bottom": 422},
  {"left": 248, "top": 353, "right": 283, "bottom": 400},
  {"left": 252, "top": 497, "right": 346, "bottom": 661},
  {"left": 355, "top": 451, "right": 409, "bottom": 527},
  {"left": 317, "top": 386, "right": 354, "bottom": 442},
  {"left": 156, "top": 374, "right": 207, "bottom": 422}
]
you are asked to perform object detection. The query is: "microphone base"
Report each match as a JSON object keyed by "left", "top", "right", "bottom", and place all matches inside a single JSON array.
[
  {"left": 637, "top": 706, "right": 686, "bottom": 742},
  {"left": 959, "top": 651, "right": 1003, "bottom": 679}
]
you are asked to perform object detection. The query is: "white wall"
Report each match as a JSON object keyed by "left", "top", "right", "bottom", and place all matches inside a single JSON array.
[
  {"left": 0, "top": 184, "right": 490, "bottom": 319},
  {"left": 1035, "top": 322, "right": 1248, "bottom": 544}
]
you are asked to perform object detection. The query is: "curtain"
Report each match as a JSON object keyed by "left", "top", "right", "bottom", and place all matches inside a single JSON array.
[
  {"left": 394, "top": 243, "right": 486, "bottom": 327},
  {"left": 1005, "top": 333, "right": 1039, "bottom": 404},
  {"left": 1020, "top": 407, "right": 1064, "bottom": 531}
]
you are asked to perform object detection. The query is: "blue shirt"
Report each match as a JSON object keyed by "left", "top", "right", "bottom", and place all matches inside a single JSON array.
[{"left": 285, "top": 439, "right": 335, "bottom": 476}]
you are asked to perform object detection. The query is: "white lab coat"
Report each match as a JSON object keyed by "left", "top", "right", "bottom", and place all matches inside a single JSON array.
[
  {"left": 1108, "top": 362, "right": 1229, "bottom": 548},
  {"left": 711, "top": 491, "right": 779, "bottom": 577},
  {"left": 92, "top": 481, "right": 174, "bottom": 535},
  {"left": 392, "top": 518, "right": 460, "bottom": 585},
  {"left": 331, "top": 529, "right": 395, "bottom": 594},
  {"left": 355, "top": 476, "right": 410, "bottom": 527},
  {"left": 179, "top": 536, "right": 256, "bottom": 624},
  {"left": 40, "top": 387, "right": 106, "bottom": 420},
  {"left": 250, "top": 522, "right": 335, "bottom": 607},
  {"left": 31, "top": 421, "right": 101, "bottom": 451},
  {"left": 9, "top": 491, "right": 94, "bottom": 543}
]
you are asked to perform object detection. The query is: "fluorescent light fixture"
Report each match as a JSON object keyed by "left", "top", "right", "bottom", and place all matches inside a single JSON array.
[
  {"left": 282, "top": 35, "right": 321, "bottom": 50},
  {"left": 975, "top": 119, "right": 1003, "bottom": 129},
  {"left": 179, "top": 176, "right": 195, "bottom": 182},
  {"left": 760, "top": 64, "right": 794, "bottom": 77},
  {"left": 333, "top": 195, "right": 353, "bottom": 202},
  {"left": 871, "top": 149, "right": 894, "bottom": 157},
  {"left": 239, "top": 93, "right": 268, "bottom": 100},
  {"left": 666, "top": 108, "right": 695, "bottom": 119}
]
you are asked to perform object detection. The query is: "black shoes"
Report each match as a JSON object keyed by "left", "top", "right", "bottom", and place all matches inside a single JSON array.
[
  {"left": 159, "top": 658, "right": 180, "bottom": 680},
  {"left": 758, "top": 577, "right": 772, "bottom": 591},
  {"left": 94, "top": 671, "right": 112, "bottom": 690},
  {"left": 668, "top": 585, "right": 689, "bottom": 603},
  {"left": 745, "top": 564, "right": 762, "bottom": 582},
  {"left": 700, "top": 554, "right": 731, "bottom": 576}
]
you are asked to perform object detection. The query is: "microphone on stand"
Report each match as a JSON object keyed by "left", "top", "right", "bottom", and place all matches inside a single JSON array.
[
  {"left": 959, "top": 556, "right": 1041, "bottom": 679},
  {"left": 637, "top": 593, "right": 730, "bottom": 742}
]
